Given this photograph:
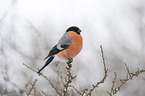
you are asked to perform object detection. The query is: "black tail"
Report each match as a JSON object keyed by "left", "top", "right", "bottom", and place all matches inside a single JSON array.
[{"left": 37, "top": 56, "right": 54, "bottom": 74}]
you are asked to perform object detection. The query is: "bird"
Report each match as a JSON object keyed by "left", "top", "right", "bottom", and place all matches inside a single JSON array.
[{"left": 37, "top": 26, "right": 83, "bottom": 74}]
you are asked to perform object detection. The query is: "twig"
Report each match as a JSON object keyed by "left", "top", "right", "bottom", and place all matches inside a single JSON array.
[
  {"left": 107, "top": 63, "right": 145, "bottom": 96},
  {"left": 34, "top": 87, "right": 37, "bottom": 96},
  {"left": 86, "top": 45, "right": 108, "bottom": 96},
  {"left": 48, "top": 79, "right": 61, "bottom": 96},
  {"left": 23, "top": 63, "right": 61, "bottom": 96},
  {"left": 106, "top": 72, "right": 117, "bottom": 96},
  {"left": 41, "top": 90, "right": 48, "bottom": 96},
  {"left": 71, "top": 45, "right": 108, "bottom": 96},
  {"left": 23, "top": 63, "right": 38, "bottom": 73},
  {"left": 26, "top": 79, "right": 37, "bottom": 96},
  {"left": 82, "top": 89, "right": 88, "bottom": 95},
  {"left": 69, "top": 85, "right": 82, "bottom": 95},
  {"left": 62, "top": 57, "right": 77, "bottom": 96}
]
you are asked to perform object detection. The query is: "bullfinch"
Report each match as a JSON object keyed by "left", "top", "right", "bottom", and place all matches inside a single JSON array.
[{"left": 37, "top": 26, "right": 83, "bottom": 74}]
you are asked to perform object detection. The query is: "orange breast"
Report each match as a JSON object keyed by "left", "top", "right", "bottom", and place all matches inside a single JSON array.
[{"left": 57, "top": 31, "right": 83, "bottom": 60}]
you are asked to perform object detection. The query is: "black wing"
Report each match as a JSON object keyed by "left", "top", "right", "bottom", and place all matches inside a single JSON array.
[
  {"left": 44, "top": 33, "right": 72, "bottom": 60},
  {"left": 44, "top": 44, "right": 70, "bottom": 60},
  {"left": 44, "top": 45, "right": 59, "bottom": 60}
]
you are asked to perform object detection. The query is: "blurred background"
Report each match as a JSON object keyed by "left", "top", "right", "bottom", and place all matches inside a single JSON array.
[{"left": 0, "top": 0, "right": 145, "bottom": 96}]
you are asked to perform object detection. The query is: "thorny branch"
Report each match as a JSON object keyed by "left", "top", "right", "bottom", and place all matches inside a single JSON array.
[
  {"left": 107, "top": 73, "right": 117, "bottom": 96},
  {"left": 26, "top": 79, "right": 37, "bottom": 96},
  {"left": 107, "top": 63, "right": 145, "bottom": 96},
  {"left": 69, "top": 85, "right": 82, "bottom": 95},
  {"left": 23, "top": 57, "right": 77, "bottom": 96},
  {"left": 71, "top": 45, "right": 108, "bottom": 95},
  {"left": 41, "top": 90, "right": 48, "bottom": 96},
  {"left": 23, "top": 63, "right": 61, "bottom": 96},
  {"left": 62, "top": 56, "right": 77, "bottom": 96},
  {"left": 23, "top": 45, "right": 145, "bottom": 96},
  {"left": 86, "top": 45, "right": 108, "bottom": 96}
]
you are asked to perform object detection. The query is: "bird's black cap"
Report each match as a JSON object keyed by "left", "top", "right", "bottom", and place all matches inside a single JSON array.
[{"left": 66, "top": 26, "right": 81, "bottom": 34}]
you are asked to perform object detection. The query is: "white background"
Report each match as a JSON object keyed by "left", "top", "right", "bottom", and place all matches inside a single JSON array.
[{"left": 0, "top": 0, "right": 145, "bottom": 96}]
